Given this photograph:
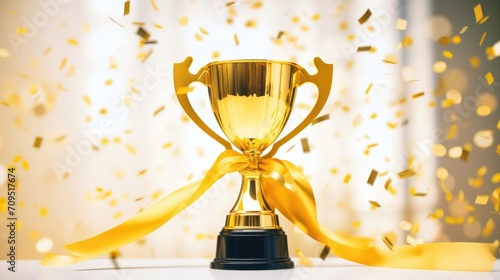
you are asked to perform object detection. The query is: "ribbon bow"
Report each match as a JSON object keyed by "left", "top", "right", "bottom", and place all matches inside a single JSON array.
[{"left": 41, "top": 150, "right": 498, "bottom": 271}]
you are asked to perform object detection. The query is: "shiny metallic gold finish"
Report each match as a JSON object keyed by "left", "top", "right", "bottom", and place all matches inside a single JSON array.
[{"left": 173, "top": 57, "right": 333, "bottom": 229}]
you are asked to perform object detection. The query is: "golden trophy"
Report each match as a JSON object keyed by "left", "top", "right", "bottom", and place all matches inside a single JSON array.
[{"left": 174, "top": 56, "right": 333, "bottom": 270}]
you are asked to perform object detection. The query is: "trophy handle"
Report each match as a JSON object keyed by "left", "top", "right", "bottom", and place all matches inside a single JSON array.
[
  {"left": 174, "top": 57, "right": 233, "bottom": 150},
  {"left": 263, "top": 57, "right": 333, "bottom": 158}
]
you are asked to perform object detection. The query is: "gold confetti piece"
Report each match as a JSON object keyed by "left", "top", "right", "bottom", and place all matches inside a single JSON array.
[
  {"left": 352, "top": 113, "right": 363, "bottom": 127},
  {"left": 411, "top": 92, "right": 424, "bottom": 99},
  {"left": 459, "top": 26, "right": 468, "bottom": 34},
  {"left": 33, "top": 137, "right": 43, "bottom": 148},
  {"left": 485, "top": 72, "right": 494, "bottom": 85},
  {"left": 477, "top": 105, "right": 491, "bottom": 117},
  {"left": 109, "top": 17, "right": 124, "bottom": 28},
  {"left": 396, "top": 18, "right": 407, "bottom": 30},
  {"left": 474, "top": 130, "right": 494, "bottom": 148},
  {"left": 433, "top": 61, "right": 447, "bottom": 73},
  {"left": 105, "top": 79, "right": 113, "bottom": 86},
  {"left": 364, "top": 83, "right": 374, "bottom": 95},
  {"left": 138, "top": 169, "right": 147, "bottom": 176},
  {"left": 384, "top": 178, "right": 392, "bottom": 191},
  {"left": 475, "top": 195, "right": 489, "bottom": 205},
  {"left": 428, "top": 208, "right": 444, "bottom": 219},
  {"left": 245, "top": 19, "right": 257, "bottom": 28},
  {"left": 442, "top": 50, "right": 453, "bottom": 59},
  {"left": 179, "top": 16, "right": 189, "bottom": 26},
  {"left": 460, "top": 146, "right": 470, "bottom": 161},
  {"left": 398, "top": 168, "right": 415, "bottom": 179},
  {"left": 59, "top": 57, "right": 67, "bottom": 70},
  {"left": 123, "top": 1, "right": 130, "bottom": 15},
  {"left": 382, "top": 54, "right": 397, "bottom": 64},
  {"left": 153, "top": 105, "right": 165, "bottom": 116},
  {"left": 162, "top": 142, "right": 173, "bottom": 149},
  {"left": 399, "top": 221, "right": 412, "bottom": 231},
  {"left": 194, "top": 33, "right": 203, "bottom": 42},
  {"left": 343, "top": 174, "right": 351, "bottom": 184},
  {"left": 358, "top": 9, "right": 372, "bottom": 24},
  {"left": 367, "top": 169, "right": 378, "bottom": 186},
  {"left": 150, "top": 0, "right": 158, "bottom": 12},
  {"left": 296, "top": 249, "right": 314, "bottom": 267},
  {"left": 0, "top": 48, "right": 11, "bottom": 58},
  {"left": 83, "top": 95, "right": 92, "bottom": 106},
  {"left": 234, "top": 34, "right": 239, "bottom": 46},
  {"left": 126, "top": 143, "right": 136, "bottom": 155},
  {"left": 382, "top": 232, "right": 397, "bottom": 251},
  {"left": 451, "top": 35, "right": 461, "bottom": 45},
  {"left": 136, "top": 27, "right": 150, "bottom": 41},
  {"left": 368, "top": 200, "right": 381, "bottom": 207},
  {"left": 301, "top": 138, "right": 310, "bottom": 153},
  {"left": 67, "top": 38, "right": 78, "bottom": 45},
  {"left": 473, "top": 4, "right": 483, "bottom": 23},
  {"left": 436, "top": 167, "right": 449, "bottom": 180},
  {"left": 251, "top": 1, "right": 262, "bottom": 9},
  {"left": 16, "top": 26, "right": 27, "bottom": 34},
  {"left": 409, "top": 187, "right": 429, "bottom": 197},
  {"left": 357, "top": 46, "right": 372, "bottom": 52},
  {"left": 28, "top": 84, "right": 38, "bottom": 95},
  {"left": 406, "top": 235, "right": 423, "bottom": 248},
  {"left": 482, "top": 218, "right": 495, "bottom": 237},
  {"left": 319, "top": 245, "right": 330, "bottom": 260},
  {"left": 176, "top": 86, "right": 194, "bottom": 94},
  {"left": 54, "top": 135, "right": 66, "bottom": 142},
  {"left": 447, "top": 124, "right": 456, "bottom": 140},
  {"left": 432, "top": 144, "right": 447, "bottom": 157},
  {"left": 21, "top": 160, "right": 30, "bottom": 170},
  {"left": 477, "top": 165, "right": 487, "bottom": 177},
  {"left": 311, "top": 114, "right": 329, "bottom": 125},
  {"left": 132, "top": 21, "right": 145, "bottom": 26},
  {"left": 438, "top": 36, "right": 451, "bottom": 45},
  {"left": 479, "top": 32, "right": 487, "bottom": 46},
  {"left": 387, "top": 122, "right": 398, "bottom": 129},
  {"left": 492, "top": 173, "right": 500, "bottom": 183},
  {"left": 199, "top": 27, "right": 209, "bottom": 35},
  {"left": 479, "top": 15, "right": 489, "bottom": 25}
]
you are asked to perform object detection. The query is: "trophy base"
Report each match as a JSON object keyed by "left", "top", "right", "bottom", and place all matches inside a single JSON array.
[{"left": 210, "top": 229, "right": 294, "bottom": 270}]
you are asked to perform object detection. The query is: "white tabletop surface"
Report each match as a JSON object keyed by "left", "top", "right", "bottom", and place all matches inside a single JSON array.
[{"left": 1, "top": 258, "right": 499, "bottom": 280}]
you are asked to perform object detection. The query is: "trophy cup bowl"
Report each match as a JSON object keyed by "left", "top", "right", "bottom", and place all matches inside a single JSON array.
[{"left": 174, "top": 57, "right": 333, "bottom": 270}]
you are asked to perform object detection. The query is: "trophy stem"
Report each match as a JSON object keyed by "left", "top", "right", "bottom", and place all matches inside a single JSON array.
[
  {"left": 224, "top": 151, "right": 279, "bottom": 229},
  {"left": 210, "top": 150, "right": 294, "bottom": 270}
]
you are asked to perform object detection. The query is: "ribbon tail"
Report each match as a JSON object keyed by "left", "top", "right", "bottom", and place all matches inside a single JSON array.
[
  {"left": 41, "top": 150, "right": 245, "bottom": 267},
  {"left": 263, "top": 161, "right": 498, "bottom": 272}
]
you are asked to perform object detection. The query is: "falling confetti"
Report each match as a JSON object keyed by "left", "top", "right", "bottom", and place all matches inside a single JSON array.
[
  {"left": 153, "top": 105, "right": 165, "bottom": 116},
  {"left": 319, "top": 245, "right": 330, "bottom": 260},
  {"left": 396, "top": 19, "right": 407, "bottom": 30},
  {"left": 136, "top": 27, "right": 151, "bottom": 41},
  {"left": 123, "top": 1, "right": 130, "bottom": 16},
  {"left": 367, "top": 169, "right": 378, "bottom": 186},
  {"left": 343, "top": 174, "right": 351, "bottom": 184},
  {"left": 412, "top": 92, "right": 424, "bottom": 99},
  {"left": 234, "top": 34, "right": 239, "bottom": 46},
  {"left": 33, "top": 137, "right": 43, "bottom": 148},
  {"left": 447, "top": 125, "right": 456, "bottom": 140},
  {"left": 382, "top": 232, "right": 397, "bottom": 250},
  {"left": 398, "top": 168, "right": 416, "bottom": 179},
  {"left": 311, "top": 114, "right": 329, "bottom": 125},
  {"left": 357, "top": 46, "right": 372, "bottom": 52},
  {"left": 485, "top": 72, "right": 494, "bottom": 85},
  {"left": 368, "top": 200, "right": 381, "bottom": 207},
  {"left": 475, "top": 195, "right": 489, "bottom": 205},
  {"left": 301, "top": 138, "right": 310, "bottom": 153},
  {"left": 479, "top": 32, "right": 487, "bottom": 46},
  {"left": 150, "top": 0, "right": 159, "bottom": 12},
  {"left": 358, "top": 9, "right": 372, "bottom": 24}
]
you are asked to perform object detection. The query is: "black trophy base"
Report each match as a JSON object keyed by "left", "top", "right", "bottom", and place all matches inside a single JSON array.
[{"left": 210, "top": 229, "right": 294, "bottom": 270}]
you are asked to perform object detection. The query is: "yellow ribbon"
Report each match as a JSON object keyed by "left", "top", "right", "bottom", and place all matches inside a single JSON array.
[{"left": 41, "top": 150, "right": 498, "bottom": 271}]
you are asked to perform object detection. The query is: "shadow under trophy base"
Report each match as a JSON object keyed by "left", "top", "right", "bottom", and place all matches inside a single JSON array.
[{"left": 174, "top": 56, "right": 333, "bottom": 270}]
